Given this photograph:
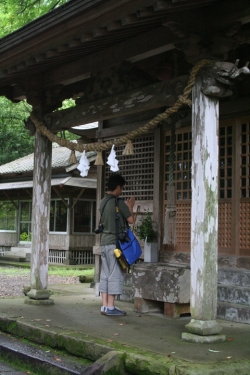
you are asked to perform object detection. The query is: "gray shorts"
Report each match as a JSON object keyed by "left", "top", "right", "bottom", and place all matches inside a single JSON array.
[{"left": 99, "top": 244, "right": 125, "bottom": 295}]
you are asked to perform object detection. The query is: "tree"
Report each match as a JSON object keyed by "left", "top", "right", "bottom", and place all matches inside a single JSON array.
[
  {"left": 0, "top": 1, "right": 78, "bottom": 165},
  {"left": 0, "top": 97, "right": 34, "bottom": 165},
  {"left": 0, "top": 0, "right": 70, "bottom": 38}
]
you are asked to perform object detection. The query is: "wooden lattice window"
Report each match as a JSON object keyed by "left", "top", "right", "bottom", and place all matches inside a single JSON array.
[
  {"left": 164, "top": 125, "right": 233, "bottom": 251},
  {"left": 219, "top": 125, "right": 233, "bottom": 199},
  {"left": 240, "top": 120, "right": 250, "bottom": 198},
  {"left": 240, "top": 202, "right": 250, "bottom": 249},
  {"left": 105, "top": 135, "right": 154, "bottom": 201},
  {"left": 165, "top": 129, "right": 192, "bottom": 201},
  {"left": 176, "top": 203, "right": 191, "bottom": 246},
  {"left": 218, "top": 202, "right": 232, "bottom": 248}
]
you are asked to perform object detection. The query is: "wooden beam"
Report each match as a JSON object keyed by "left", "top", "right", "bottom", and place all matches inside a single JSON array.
[
  {"left": 0, "top": 0, "right": 155, "bottom": 70},
  {"left": 52, "top": 187, "right": 70, "bottom": 209},
  {"left": 207, "top": 0, "right": 250, "bottom": 31},
  {"left": 25, "top": 189, "right": 33, "bottom": 198},
  {"left": 3, "top": 191, "right": 18, "bottom": 210},
  {"left": 97, "top": 120, "right": 153, "bottom": 138},
  {"left": 72, "top": 189, "right": 85, "bottom": 209},
  {"left": 44, "top": 76, "right": 189, "bottom": 131},
  {"left": 44, "top": 26, "right": 176, "bottom": 87}
]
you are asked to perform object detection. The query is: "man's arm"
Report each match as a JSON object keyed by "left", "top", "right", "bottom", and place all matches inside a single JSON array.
[{"left": 125, "top": 196, "right": 135, "bottom": 224}]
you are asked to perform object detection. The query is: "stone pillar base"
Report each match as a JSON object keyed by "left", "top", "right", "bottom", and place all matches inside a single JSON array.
[
  {"left": 185, "top": 319, "right": 222, "bottom": 336},
  {"left": 26, "top": 288, "right": 54, "bottom": 305},
  {"left": 182, "top": 332, "right": 226, "bottom": 343},
  {"left": 25, "top": 298, "right": 54, "bottom": 305}
]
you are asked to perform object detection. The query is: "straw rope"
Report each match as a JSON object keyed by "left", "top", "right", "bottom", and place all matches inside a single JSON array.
[{"left": 30, "top": 59, "right": 212, "bottom": 153}]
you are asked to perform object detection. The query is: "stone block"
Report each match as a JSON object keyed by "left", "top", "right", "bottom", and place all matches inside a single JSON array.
[
  {"left": 80, "top": 351, "right": 126, "bottom": 375},
  {"left": 133, "top": 263, "right": 190, "bottom": 304}
]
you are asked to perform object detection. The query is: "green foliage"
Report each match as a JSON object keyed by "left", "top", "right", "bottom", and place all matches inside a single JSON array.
[
  {"left": 0, "top": 0, "right": 70, "bottom": 38},
  {"left": 0, "top": 4, "right": 78, "bottom": 165},
  {"left": 20, "top": 232, "right": 32, "bottom": 241},
  {"left": 0, "top": 266, "right": 94, "bottom": 277},
  {"left": 0, "top": 201, "right": 17, "bottom": 230},
  {"left": 134, "top": 211, "right": 157, "bottom": 242},
  {"left": 0, "top": 97, "right": 34, "bottom": 165},
  {"left": 57, "top": 99, "right": 80, "bottom": 141}
]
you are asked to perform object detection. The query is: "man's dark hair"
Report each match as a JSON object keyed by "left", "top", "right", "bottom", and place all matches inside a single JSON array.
[{"left": 107, "top": 174, "right": 126, "bottom": 191}]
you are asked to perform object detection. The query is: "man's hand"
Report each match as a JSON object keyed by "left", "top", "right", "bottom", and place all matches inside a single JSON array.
[
  {"left": 125, "top": 196, "right": 135, "bottom": 209},
  {"left": 125, "top": 196, "right": 135, "bottom": 224}
]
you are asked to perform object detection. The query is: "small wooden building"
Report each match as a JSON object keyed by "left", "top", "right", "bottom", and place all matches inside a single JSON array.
[
  {"left": 0, "top": 0, "right": 250, "bottom": 330},
  {"left": 0, "top": 144, "right": 97, "bottom": 264}
]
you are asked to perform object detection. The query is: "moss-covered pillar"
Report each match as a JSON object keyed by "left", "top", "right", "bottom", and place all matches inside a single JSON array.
[
  {"left": 25, "top": 130, "right": 54, "bottom": 305},
  {"left": 182, "top": 75, "right": 225, "bottom": 343}
]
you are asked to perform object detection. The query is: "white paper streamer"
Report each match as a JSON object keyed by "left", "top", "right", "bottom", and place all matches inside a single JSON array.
[
  {"left": 107, "top": 145, "right": 119, "bottom": 172},
  {"left": 77, "top": 151, "right": 90, "bottom": 177}
]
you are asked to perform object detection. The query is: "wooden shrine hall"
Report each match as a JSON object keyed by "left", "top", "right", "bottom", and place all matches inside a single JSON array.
[{"left": 0, "top": 0, "right": 250, "bottom": 341}]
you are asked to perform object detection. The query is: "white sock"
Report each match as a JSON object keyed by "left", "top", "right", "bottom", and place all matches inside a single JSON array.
[{"left": 108, "top": 306, "right": 114, "bottom": 310}]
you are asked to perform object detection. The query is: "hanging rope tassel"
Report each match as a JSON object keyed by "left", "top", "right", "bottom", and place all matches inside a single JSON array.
[
  {"left": 122, "top": 140, "right": 134, "bottom": 155},
  {"left": 94, "top": 151, "right": 104, "bottom": 165},
  {"left": 68, "top": 150, "right": 77, "bottom": 164}
]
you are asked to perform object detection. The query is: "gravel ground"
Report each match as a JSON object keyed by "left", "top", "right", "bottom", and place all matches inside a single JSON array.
[{"left": 0, "top": 274, "right": 79, "bottom": 298}]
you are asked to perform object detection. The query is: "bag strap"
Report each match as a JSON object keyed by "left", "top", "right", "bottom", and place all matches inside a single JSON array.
[
  {"left": 115, "top": 198, "right": 120, "bottom": 248},
  {"left": 99, "top": 195, "right": 115, "bottom": 225}
]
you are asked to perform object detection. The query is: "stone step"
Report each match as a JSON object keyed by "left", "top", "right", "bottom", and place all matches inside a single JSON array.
[
  {"left": 218, "top": 285, "right": 250, "bottom": 305},
  {"left": 217, "top": 301, "right": 250, "bottom": 324},
  {"left": 11, "top": 246, "right": 31, "bottom": 252},
  {"left": 218, "top": 268, "right": 250, "bottom": 287},
  {"left": 0, "top": 332, "right": 89, "bottom": 375},
  {"left": 0, "top": 255, "right": 26, "bottom": 262},
  {"left": 119, "top": 286, "right": 134, "bottom": 302}
]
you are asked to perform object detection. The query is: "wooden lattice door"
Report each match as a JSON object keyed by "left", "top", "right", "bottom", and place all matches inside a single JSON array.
[{"left": 163, "top": 117, "right": 250, "bottom": 256}]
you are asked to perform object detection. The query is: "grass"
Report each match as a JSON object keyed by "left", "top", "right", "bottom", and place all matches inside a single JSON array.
[{"left": 0, "top": 266, "right": 94, "bottom": 277}]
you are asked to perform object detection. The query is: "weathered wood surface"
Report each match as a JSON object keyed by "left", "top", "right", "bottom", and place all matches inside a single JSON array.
[
  {"left": 44, "top": 26, "right": 175, "bottom": 87},
  {"left": 30, "top": 132, "right": 52, "bottom": 294},
  {"left": 44, "top": 76, "right": 189, "bottom": 131},
  {"left": 0, "top": 0, "right": 155, "bottom": 69},
  {"left": 190, "top": 75, "right": 219, "bottom": 322}
]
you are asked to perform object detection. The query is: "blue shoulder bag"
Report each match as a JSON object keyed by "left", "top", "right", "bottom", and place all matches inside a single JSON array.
[{"left": 114, "top": 198, "right": 142, "bottom": 269}]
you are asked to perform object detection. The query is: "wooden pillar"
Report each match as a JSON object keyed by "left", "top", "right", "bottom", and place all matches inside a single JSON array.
[
  {"left": 182, "top": 75, "right": 225, "bottom": 342},
  {"left": 93, "top": 132, "right": 104, "bottom": 293},
  {"left": 26, "top": 131, "right": 53, "bottom": 305}
]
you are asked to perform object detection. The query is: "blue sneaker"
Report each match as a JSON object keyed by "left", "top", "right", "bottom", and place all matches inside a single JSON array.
[{"left": 106, "top": 307, "right": 126, "bottom": 316}]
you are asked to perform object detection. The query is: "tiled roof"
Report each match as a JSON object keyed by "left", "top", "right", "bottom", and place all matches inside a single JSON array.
[{"left": 0, "top": 144, "right": 96, "bottom": 175}]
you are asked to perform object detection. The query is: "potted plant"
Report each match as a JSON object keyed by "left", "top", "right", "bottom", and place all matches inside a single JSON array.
[{"left": 134, "top": 211, "right": 158, "bottom": 262}]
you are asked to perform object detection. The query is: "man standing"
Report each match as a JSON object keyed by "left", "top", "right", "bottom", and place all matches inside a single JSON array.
[{"left": 99, "top": 174, "right": 135, "bottom": 316}]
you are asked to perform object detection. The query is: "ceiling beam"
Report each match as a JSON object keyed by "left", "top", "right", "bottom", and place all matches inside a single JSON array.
[
  {"left": 44, "top": 26, "right": 176, "bottom": 87},
  {"left": 0, "top": 0, "right": 155, "bottom": 69},
  {"left": 207, "top": 0, "right": 250, "bottom": 31}
]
